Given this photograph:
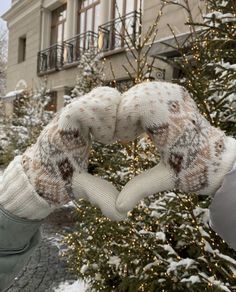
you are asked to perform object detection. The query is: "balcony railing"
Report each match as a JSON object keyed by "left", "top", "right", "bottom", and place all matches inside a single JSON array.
[
  {"left": 37, "top": 31, "right": 98, "bottom": 74},
  {"left": 64, "top": 31, "right": 98, "bottom": 65},
  {"left": 98, "top": 11, "right": 140, "bottom": 52},
  {"left": 37, "top": 11, "right": 139, "bottom": 74},
  {"left": 37, "top": 44, "right": 63, "bottom": 74}
]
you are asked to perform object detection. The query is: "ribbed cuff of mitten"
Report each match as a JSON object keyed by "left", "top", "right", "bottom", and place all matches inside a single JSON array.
[
  {"left": 0, "top": 156, "right": 55, "bottom": 220},
  {"left": 198, "top": 136, "right": 236, "bottom": 196}
]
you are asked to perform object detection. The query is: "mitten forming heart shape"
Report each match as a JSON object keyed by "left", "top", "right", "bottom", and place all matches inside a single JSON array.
[{"left": 115, "top": 81, "right": 236, "bottom": 212}]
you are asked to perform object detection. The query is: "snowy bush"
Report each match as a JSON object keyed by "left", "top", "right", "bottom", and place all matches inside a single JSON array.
[
  {"left": 0, "top": 89, "right": 54, "bottom": 166},
  {"left": 71, "top": 50, "right": 104, "bottom": 98},
  {"left": 62, "top": 2, "right": 236, "bottom": 289},
  {"left": 161, "top": 0, "right": 236, "bottom": 135}
]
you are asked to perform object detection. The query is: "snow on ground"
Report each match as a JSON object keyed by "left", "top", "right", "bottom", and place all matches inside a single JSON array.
[{"left": 53, "top": 280, "right": 89, "bottom": 292}]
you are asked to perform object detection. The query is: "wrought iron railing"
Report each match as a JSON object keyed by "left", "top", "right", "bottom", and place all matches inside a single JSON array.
[
  {"left": 37, "top": 31, "right": 98, "bottom": 74},
  {"left": 64, "top": 31, "right": 98, "bottom": 65},
  {"left": 98, "top": 11, "right": 140, "bottom": 52},
  {"left": 37, "top": 44, "right": 63, "bottom": 74},
  {"left": 37, "top": 11, "right": 140, "bottom": 74}
]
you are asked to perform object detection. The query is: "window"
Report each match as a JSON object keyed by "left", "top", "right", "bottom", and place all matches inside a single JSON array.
[
  {"left": 78, "top": 0, "right": 100, "bottom": 34},
  {"left": 98, "top": 0, "right": 140, "bottom": 52},
  {"left": 111, "top": 0, "right": 140, "bottom": 37},
  {"left": 111, "top": 0, "right": 139, "bottom": 19},
  {"left": 51, "top": 4, "right": 67, "bottom": 45},
  {"left": 18, "top": 35, "right": 26, "bottom": 63},
  {"left": 172, "top": 65, "right": 184, "bottom": 80}
]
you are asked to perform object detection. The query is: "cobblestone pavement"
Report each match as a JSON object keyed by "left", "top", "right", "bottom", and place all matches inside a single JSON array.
[{"left": 6, "top": 207, "right": 78, "bottom": 292}]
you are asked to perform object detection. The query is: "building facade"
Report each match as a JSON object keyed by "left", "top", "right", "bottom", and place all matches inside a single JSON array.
[{"left": 2, "top": 0, "right": 204, "bottom": 112}]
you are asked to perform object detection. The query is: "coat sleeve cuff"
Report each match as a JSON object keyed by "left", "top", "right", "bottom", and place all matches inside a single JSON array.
[{"left": 0, "top": 204, "right": 42, "bottom": 291}]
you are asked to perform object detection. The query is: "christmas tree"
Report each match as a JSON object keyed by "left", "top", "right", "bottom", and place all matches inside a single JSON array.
[
  {"left": 65, "top": 137, "right": 236, "bottom": 291},
  {"left": 160, "top": 0, "right": 236, "bottom": 135},
  {"left": 0, "top": 82, "right": 54, "bottom": 166},
  {"left": 71, "top": 49, "right": 104, "bottom": 97},
  {"left": 63, "top": 1, "right": 236, "bottom": 291}
]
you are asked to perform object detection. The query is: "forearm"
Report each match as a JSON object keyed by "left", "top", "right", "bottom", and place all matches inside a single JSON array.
[{"left": 116, "top": 162, "right": 175, "bottom": 212}]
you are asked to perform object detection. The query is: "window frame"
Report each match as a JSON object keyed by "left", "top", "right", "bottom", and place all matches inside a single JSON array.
[
  {"left": 18, "top": 35, "right": 27, "bottom": 63},
  {"left": 110, "top": 0, "right": 138, "bottom": 20},
  {"left": 50, "top": 4, "right": 67, "bottom": 45},
  {"left": 77, "top": 0, "right": 100, "bottom": 35}
]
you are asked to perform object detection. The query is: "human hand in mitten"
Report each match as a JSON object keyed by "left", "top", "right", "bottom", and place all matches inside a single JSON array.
[
  {"left": 115, "top": 81, "right": 236, "bottom": 215},
  {"left": 0, "top": 87, "right": 126, "bottom": 221}
]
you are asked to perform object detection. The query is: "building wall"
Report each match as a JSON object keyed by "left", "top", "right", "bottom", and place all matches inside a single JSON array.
[
  {"left": 4, "top": 0, "right": 206, "bottom": 112},
  {"left": 101, "top": 0, "right": 203, "bottom": 83},
  {"left": 143, "top": 0, "right": 204, "bottom": 39},
  {"left": 101, "top": 49, "right": 173, "bottom": 82},
  {"left": 6, "top": 1, "right": 41, "bottom": 92}
]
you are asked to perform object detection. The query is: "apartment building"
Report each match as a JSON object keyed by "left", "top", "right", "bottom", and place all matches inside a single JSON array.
[{"left": 2, "top": 0, "right": 203, "bottom": 113}]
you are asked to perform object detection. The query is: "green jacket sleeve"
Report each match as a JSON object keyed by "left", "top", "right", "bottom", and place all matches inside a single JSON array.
[{"left": 0, "top": 205, "right": 43, "bottom": 291}]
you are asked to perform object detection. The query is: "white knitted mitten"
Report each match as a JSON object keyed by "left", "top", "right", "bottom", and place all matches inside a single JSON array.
[
  {"left": 115, "top": 81, "right": 236, "bottom": 212},
  {"left": 0, "top": 87, "right": 125, "bottom": 220},
  {"left": 72, "top": 172, "right": 126, "bottom": 221}
]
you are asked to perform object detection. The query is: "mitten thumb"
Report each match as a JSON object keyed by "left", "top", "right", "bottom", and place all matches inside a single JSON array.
[
  {"left": 116, "top": 162, "right": 175, "bottom": 212},
  {"left": 72, "top": 172, "right": 127, "bottom": 221}
]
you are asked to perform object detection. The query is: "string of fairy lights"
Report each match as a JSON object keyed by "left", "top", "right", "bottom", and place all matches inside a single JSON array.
[
  {"left": 64, "top": 189, "right": 236, "bottom": 290},
  {"left": 64, "top": 139, "right": 236, "bottom": 289},
  {"left": 171, "top": 1, "right": 235, "bottom": 130}
]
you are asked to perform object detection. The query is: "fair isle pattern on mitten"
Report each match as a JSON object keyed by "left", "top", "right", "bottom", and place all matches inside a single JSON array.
[
  {"left": 115, "top": 81, "right": 236, "bottom": 196},
  {"left": 23, "top": 87, "right": 121, "bottom": 207},
  {"left": 22, "top": 114, "right": 90, "bottom": 206}
]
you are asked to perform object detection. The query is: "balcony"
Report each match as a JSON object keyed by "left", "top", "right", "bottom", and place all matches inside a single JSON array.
[
  {"left": 64, "top": 31, "right": 98, "bottom": 65},
  {"left": 37, "top": 11, "right": 139, "bottom": 75},
  {"left": 37, "top": 31, "right": 98, "bottom": 75},
  {"left": 98, "top": 11, "right": 140, "bottom": 53},
  {"left": 37, "top": 44, "right": 63, "bottom": 74}
]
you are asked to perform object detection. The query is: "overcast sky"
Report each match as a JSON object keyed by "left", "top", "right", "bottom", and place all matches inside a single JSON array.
[{"left": 0, "top": 0, "right": 12, "bottom": 30}]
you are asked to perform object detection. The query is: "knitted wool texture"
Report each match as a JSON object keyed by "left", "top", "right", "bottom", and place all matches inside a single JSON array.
[
  {"left": 22, "top": 87, "right": 121, "bottom": 207},
  {"left": 0, "top": 156, "right": 54, "bottom": 219},
  {"left": 116, "top": 81, "right": 236, "bottom": 212}
]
